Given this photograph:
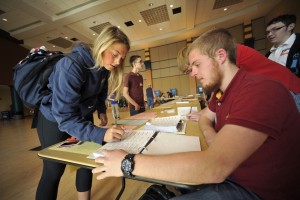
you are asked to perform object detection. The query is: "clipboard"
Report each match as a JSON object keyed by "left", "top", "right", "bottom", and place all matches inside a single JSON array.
[{"left": 88, "top": 130, "right": 201, "bottom": 159}]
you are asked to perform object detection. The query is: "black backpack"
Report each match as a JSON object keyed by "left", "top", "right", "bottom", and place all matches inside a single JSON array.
[
  {"left": 139, "top": 184, "right": 175, "bottom": 200},
  {"left": 13, "top": 46, "right": 76, "bottom": 109}
]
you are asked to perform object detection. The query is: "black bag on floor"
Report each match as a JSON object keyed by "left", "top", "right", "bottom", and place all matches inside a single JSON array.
[{"left": 139, "top": 184, "right": 175, "bottom": 200}]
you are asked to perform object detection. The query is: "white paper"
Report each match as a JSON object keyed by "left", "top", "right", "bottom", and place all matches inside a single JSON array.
[
  {"left": 88, "top": 130, "right": 155, "bottom": 159},
  {"left": 141, "top": 116, "right": 186, "bottom": 134},
  {"left": 87, "top": 130, "right": 201, "bottom": 159},
  {"left": 143, "top": 132, "right": 201, "bottom": 155},
  {"left": 177, "top": 106, "right": 198, "bottom": 116}
]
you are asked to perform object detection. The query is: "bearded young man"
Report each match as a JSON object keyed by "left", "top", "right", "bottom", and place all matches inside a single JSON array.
[{"left": 92, "top": 29, "right": 300, "bottom": 200}]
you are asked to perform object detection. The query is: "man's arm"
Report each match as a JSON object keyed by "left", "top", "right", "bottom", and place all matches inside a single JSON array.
[
  {"left": 93, "top": 124, "right": 268, "bottom": 184},
  {"left": 123, "top": 86, "right": 140, "bottom": 110},
  {"left": 198, "top": 107, "right": 217, "bottom": 146}
]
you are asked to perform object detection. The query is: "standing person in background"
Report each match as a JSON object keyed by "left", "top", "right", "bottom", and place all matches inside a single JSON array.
[
  {"left": 145, "top": 85, "right": 156, "bottom": 109},
  {"left": 108, "top": 92, "right": 120, "bottom": 121},
  {"left": 266, "top": 14, "right": 300, "bottom": 77},
  {"left": 123, "top": 55, "right": 145, "bottom": 116},
  {"left": 36, "top": 25, "right": 129, "bottom": 200}
]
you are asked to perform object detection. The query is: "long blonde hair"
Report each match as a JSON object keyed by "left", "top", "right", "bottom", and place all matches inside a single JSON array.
[{"left": 92, "top": 25, "right": 130, "bottom": 99}]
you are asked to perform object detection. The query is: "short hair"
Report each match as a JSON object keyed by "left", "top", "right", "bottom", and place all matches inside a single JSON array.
[
  {"left": 267, "top": 14, "right": 297, "bottom": 27},
  {"left": 129, "top": 55, "right": 141, "bottom": 67},
  {"left": 177, "top": 47, "right": 188, "bottom": 72},
  {"left": 187, "top": 28, "right": 237, "bottom": 64}
]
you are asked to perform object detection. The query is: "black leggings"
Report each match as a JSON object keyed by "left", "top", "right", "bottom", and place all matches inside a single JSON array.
[{"left": 36, "top": 111, "right": 92, "bottom": 200}]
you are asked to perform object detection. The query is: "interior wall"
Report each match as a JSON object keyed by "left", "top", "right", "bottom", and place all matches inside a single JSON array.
[
  {"left": 0, "top": 85, "right": 11, "bottom": 111},
  {"left": 0, "top": 36, "right": 28, "bottom": 86}
]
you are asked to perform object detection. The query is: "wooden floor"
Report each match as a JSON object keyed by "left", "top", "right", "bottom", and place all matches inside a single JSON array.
[{"left": 0, "top": 107, "right": 178, "bottom": 200}]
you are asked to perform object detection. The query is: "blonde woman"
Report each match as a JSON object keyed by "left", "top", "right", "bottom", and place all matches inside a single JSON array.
[{"left": 36, "top": 26, "right": 130, "bottom": 200}]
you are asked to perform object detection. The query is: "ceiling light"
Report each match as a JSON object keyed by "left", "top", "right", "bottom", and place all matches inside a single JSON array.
[
  {"left": 170, "top": 5, "right": 174, "bottom": 8},
  {"left": 139, "top": 20, "right": 142, "bottom": 22},
  {"left": 64, "top": 36, "right": 68, "bottom": 39},
  {"left": 117, "top": 26, "right": 120, "bottom": 28},
  {"left": 52, "top": 45, "right": 55, "bottom": 47},
  {"left": 93, "top": 33, "right": 96, "bottom": 35},
  {"left": 148, "top": 3, "right": 154, "bottom": 7},
  {"left": 224, "top": 8, "right": 227, "bottom": 11},
  {"left": 159, "top": 28, "right": 162, "bottom": 31},
  {"left": 2, "top": 18, "right": 7, "bottom": 21}
]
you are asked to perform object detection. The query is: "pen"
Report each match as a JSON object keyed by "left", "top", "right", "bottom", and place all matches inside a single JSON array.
[{"left": 139, "top": 131, "right": 159, "bottom": 153}]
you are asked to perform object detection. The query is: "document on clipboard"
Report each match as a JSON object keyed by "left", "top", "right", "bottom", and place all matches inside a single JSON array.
[{"left": 87, "top": 130, "right": 200, "bottom": 159}]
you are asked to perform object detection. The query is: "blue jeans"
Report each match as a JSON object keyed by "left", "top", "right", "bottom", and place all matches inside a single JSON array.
[
  {"left": 130, "top": 108, "right": 145, "bottom": 116},
  {"left": 147, "top": 98, "right": 154, "bottom": 109},
  {"left": 171, "top": 180, "right": 261, "bottom": 200}
]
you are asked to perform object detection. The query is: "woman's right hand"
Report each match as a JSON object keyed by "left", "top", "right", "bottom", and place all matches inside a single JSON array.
[{"left": 103, "top": 126, "right": 125, "bottom": 142}]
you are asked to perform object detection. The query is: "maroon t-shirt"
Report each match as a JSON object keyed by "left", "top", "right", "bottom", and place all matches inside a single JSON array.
[
  {"left": 209, "top": 68, "right": 300, "bottom": 200},
  {"left": 124, "top": 72, "right": 144, "bottom": 109}
]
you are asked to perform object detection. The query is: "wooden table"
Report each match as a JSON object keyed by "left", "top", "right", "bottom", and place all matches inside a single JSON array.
[{"left": 38, "top": 98, "right": 208, "bottom": 198}]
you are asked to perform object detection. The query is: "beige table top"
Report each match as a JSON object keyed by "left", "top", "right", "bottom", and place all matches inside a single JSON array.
[{"left": 38, "top": 98, "right": 208, "bottom": 173}]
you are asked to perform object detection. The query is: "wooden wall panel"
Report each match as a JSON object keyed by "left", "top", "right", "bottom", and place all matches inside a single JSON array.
[{"left": 227, "top": 24, "right": 244, "bottom": 44}]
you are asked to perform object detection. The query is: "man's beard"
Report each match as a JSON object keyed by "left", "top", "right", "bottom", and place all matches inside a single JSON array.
[{"left": 202, "top": 60, "right": 222, "bottom": 93}]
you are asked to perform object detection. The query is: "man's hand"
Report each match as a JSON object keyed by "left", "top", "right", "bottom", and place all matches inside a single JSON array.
[
  {"left": 92, "top": 150, "right": 127, "bottom": 180},
  {"left": 134, "top": 104, "right": 141, "bottom": 111},
  {"left": 187, "top": 112, "right": 201, "bottom": 121},
  {"left": 98, "top": 113, "right": 108, "bottom": 126}
]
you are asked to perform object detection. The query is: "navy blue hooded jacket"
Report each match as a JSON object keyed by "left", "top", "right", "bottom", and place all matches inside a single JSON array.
[{"left": 40, "top": 43, "right": 109, "bottom": 144}]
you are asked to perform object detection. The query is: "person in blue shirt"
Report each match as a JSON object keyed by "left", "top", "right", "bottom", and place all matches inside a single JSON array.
[
  {"left": 36, "top": 25, "right": 130, "bottom": 200},
  {"left": 145, "top": 85, "right": 156, "bottom": 109},
  {"left": 108, "top": 92, "right": 120, "bottom": 120}
]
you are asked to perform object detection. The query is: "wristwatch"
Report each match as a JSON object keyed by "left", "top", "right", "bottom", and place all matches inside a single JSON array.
[{"left": 121, "top": 154, "right": 135, "bottom": 177}]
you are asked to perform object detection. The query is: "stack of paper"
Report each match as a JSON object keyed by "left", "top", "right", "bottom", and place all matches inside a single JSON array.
[
  {"left": 177, "top": 106, "right": 198, "bottom": 116},
  {"left": 141, "top": 115, "right": 186, "bottom": 134}
]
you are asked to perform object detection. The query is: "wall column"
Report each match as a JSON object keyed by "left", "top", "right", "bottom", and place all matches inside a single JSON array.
[
  {"left": 243, "top": 21, "right": 254, "bottom": 48},
  {"left": 144, "top": 49, "right": 153, "bottom": 87}
]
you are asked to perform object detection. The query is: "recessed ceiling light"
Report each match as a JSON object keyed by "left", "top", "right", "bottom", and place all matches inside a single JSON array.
[
  {"left": 148, "top": 3, "right": 154, "bottom": 7},
  {"left": 52, "top": 45, "right": 55, "bottom": 47},
  {"left": 117, "top": 26, "right": 120, "bottom": 28},
  {"left": 170, "top": 5, "right": 174, "bottom": 8},
  {"left": 93, "top": 33, "right": 96, "bottom": 35},
  {"left": 159, "top": 28, "right": 162, "bottom": 31},
  {"left": 139, "top": 20, "right": 142, "bottom": 22},
  {"left": 224, "top": 8, "right": 227, "bottom": 11},
  {"left": 64, "top": 36, "right": 68, "bottom": 39},
  {"left": 2, "top": 18, "right": 7, "bottom": 21}
]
